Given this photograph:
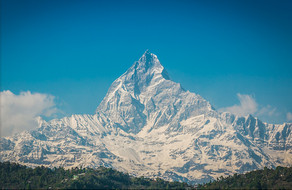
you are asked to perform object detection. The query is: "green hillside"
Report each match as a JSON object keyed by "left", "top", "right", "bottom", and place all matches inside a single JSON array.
[
  {"left": 2, "top": 161, "right": 292, "bottom": 189},
  {"left": 0, "top": 162, "right": 191, "bottom": 189},
  {"left": 198, "top": 166, "right": 292, "bottom": 189}
]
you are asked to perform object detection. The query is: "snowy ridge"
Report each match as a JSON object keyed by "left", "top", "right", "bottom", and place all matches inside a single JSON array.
[{"left": 1, "top": 51, "right": 291, "bottom": 184}]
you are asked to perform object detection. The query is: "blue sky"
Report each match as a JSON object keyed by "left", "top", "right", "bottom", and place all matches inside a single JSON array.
[{"left": 1, "top": 0, "right": 292, "bottom": 127}]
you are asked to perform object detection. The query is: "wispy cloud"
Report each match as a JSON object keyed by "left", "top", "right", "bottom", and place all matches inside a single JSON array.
[
  {"left": 287, "top": 112, "right": 292, "bottom": 121},
  {"left": 257, "top": 105, "right": 277, "bottom": 117},
  {"left": 219, "top": 93, "right": 280, "bottom": 122},
  {"left": 219, "top": 93, "right": 258, "bottom": 116},
  {"left": 0, "top": 90, "right": 58, "bottom": 137}
]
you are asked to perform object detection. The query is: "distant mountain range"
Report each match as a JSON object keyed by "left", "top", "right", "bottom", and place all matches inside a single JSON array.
[{"left": 1, "top": 50, "right": 291, "bottom": 184}]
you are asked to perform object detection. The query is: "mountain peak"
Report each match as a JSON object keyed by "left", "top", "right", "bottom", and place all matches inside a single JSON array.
[
  {"left": 140, "top": 49, "right": 157, "bottom": 61},
  {"left": 142, "top": 49, "right": 153, "bottom": 56},
  {"left": 136, "top": 50, "right": 161, "bottom": 71},
  {"left": 143, "top": 49, "right": 150, "bottom": 55},
  {"left": 96, "top": 51, "right": 214, "bottom": 133},
  {"left": 121, "top": 50, "right": 170, "bottom": 84}
]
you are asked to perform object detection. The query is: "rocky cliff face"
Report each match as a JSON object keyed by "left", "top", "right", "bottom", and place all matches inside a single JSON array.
[{"left": 1, "top": 51, "right": 291, "bottom": 184}]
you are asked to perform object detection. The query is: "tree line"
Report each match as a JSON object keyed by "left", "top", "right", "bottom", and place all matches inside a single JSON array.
[
  {"left": 197, "top": 166, "right": 292, "bottom": 189},
  {"left": 0, "top": 161, "right": 191, "bottom": 189},
  {"left": 1, "top": 161, "right": 292, "bottom": 189}
]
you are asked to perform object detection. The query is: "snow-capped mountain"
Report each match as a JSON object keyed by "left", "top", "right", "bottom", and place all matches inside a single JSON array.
[{"left": 1, "top": 51, "right": 291, "bottom": 184}]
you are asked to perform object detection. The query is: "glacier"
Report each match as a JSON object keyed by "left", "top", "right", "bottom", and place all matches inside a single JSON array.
[{"left": 1, "top": 50, "right": 291, "bottom": 184}]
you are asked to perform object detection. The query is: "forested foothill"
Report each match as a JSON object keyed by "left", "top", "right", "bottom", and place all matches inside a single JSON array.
[
  {"left": 0, "top": 162, "right": 191, "bottom": 189},
  {"left": 1, "top": 161, "right": 292, "bottom": 189},
  {"left": 198, "top": 166, "right": 292, "bottom": 189}
]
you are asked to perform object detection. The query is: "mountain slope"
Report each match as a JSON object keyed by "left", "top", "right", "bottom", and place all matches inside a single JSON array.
[{"left": 0, "top": 51, "right": 291, "bottom": 184}]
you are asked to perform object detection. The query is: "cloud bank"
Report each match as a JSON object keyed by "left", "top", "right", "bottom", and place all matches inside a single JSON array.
[{"left": 0, "top": 90, "right": 57, "bottom": 137}]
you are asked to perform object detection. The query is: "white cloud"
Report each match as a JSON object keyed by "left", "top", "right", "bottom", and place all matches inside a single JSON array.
[
  {"left": 287, "top": 112, "right": 292, "bottom": 121},
  {"left": 257, "top": 105, "right": 277, "bottom": 117},
  {"left": 0, "top": 90, "right": 57, "bottom": 137},
  {"left": 219, "top": 93, "right": 280, "bottom": 122},
  {"left": 219, "top": 93, "right": 258, "bottom": 116}
]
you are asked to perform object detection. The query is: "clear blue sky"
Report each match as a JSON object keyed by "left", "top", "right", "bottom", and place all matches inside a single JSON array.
[{"left": 1, "top": 0, "right": 292, "bottom": 124}]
